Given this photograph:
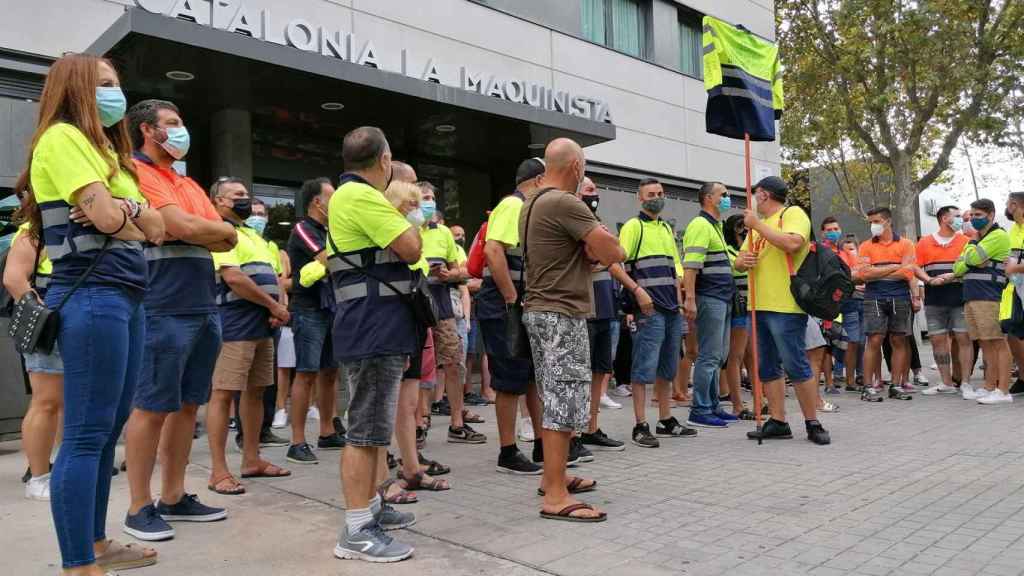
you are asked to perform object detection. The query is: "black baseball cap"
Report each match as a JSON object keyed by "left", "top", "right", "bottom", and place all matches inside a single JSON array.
[
  {"left": 754, "top": 175, "right": 787, "bottom": 198},
  {"left": 515, "top": 157, "right": 546, "bottom": 186}
]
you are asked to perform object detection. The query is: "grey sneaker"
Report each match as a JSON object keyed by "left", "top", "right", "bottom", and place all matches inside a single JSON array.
[
  {"left": 377, "top": 502, "right": 416, "bottom": 531},
  {"left": 334, "top": 522, "right": 414, "bottom": 563}
]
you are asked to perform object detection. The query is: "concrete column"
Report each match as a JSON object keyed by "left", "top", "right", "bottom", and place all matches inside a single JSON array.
[{"left": 210, "top": 108, "right": 253, "bottom": 189}]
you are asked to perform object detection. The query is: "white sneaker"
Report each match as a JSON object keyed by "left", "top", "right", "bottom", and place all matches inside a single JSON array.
[
  {"left": 599, "top": 394, "right": 622, "bottom": 409},
  {"left": 964, "top": 386, "right": 992, "bottom": 401},
  {"left": 517, "top": 419, "right": 535, "bottom": 442},
  {"left": 307, "top": 406, "right": 320, "bottom": 420},
  {"left": 922, "top": 384, "right": 958, "bottom": 395},
  {"left": 271, "top": 409, "right": 288, "bottom": 429},
  {"left": 610, "top": 384, "right": 632, "bottom": 398},
  {"left": 978, "top": 389, "right": 1013, "bottom": 405},
  {"left": 25, "top": 473, "right": 50, "bottom": 501},
  {"left": 961, "top": 383, "right": 978, "bottom": 400}
]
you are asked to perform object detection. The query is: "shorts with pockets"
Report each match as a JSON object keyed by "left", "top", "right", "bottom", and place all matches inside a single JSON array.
[
  {"left": 212, "top": 338, "right": 274, "bottom": 392},
  {"left": 925, "top": 305, "right": 968, "bottom": 335},
  {"left": 480, "top": 316, "right": 533, "bottom": 395},
  {"left": 523, "top": 311, "right": 591, "bottom": 433},
  {"left": 23, "top": 343, "right": 64, "bottom": 375},
  {"left": 433, "top": 318, "right": 462, "bottom": 368},
  {"left": 343, "top": 354, "right": 406, "bottom": 447},
  {"left": 632, "top": 310, "right": 684, "bottom": 384},
  {"left": 755, "top": 311, "right": 813, "bottom": 383},
  {"left": 965, "top": 300, "right": 1002, "bottom": 340},
  {"left": 587, "top": 319, "right": 614, "bottom": 374},
  {"left": 292, "top": 307, "right": 338, "bottom": 373},
  {"left": 136, "top": 313, "right": 222, "bottom": 411},
  {"left": 863, "top": 298, "right": 912, "bottom": 335}
]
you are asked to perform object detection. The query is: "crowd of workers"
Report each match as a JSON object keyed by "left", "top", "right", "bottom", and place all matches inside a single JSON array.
[{"left": 5, "top": 53, "right": 1023, "bottom": 574}]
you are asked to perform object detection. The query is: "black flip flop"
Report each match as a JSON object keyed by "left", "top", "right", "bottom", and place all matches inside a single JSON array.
[{"left": 540, "top": 502, "right": 607, "bottom": 523}]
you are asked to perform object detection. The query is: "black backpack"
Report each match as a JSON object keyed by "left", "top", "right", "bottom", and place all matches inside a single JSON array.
[{"left": 779, "top": 208, "right": 854, "bottom": 320}]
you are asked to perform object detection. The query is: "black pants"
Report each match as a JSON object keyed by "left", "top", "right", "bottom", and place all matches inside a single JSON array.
[
  {"left": 882, "top": 334, "right": 922, "bottom": 375},
  {"left": 613, "top": 319, "right": 633, "bottom": 386}
]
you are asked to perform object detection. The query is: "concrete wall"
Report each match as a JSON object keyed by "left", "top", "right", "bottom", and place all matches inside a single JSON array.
[{"left": 0, "top": 0, "right": 782, "bottom": 191}]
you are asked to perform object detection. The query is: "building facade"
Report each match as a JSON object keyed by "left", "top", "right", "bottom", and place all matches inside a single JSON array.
[{"left": 0, "top": 0, "right": 779, "bottom": 432}]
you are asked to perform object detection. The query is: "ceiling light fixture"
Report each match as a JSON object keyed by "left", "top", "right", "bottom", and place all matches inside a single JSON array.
[
  {"left": 320, "top": 102, "right": 345, "bottom": 111},
  {"left": 435, "top": 124, "right": 456, "bottom": 133},
  {"left": 166, "top": 70, "right": 195, "bottom": 81}
]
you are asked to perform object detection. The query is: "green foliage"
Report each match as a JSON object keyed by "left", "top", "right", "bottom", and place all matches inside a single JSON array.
[{"left": 779, "top": 0, "right": 1024, "bottom": 233}]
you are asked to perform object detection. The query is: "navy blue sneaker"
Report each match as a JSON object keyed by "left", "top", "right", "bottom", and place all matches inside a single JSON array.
[
  {"left": 123, "top": 503, "right": 176, "bottom": 541},
  {"left": 714, "top": 411, "right": 739, "bottom": 422},
  {"left": 157, "top": 493, "right": 227, "bottom": 522},
  {"left": 686, "top": 413, "right": 728, "bottom": 428}
]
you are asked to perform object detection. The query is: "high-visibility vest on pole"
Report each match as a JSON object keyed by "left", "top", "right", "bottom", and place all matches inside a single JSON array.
[{"left": 702, "top": 16, "right": 784, "bottom": 443}]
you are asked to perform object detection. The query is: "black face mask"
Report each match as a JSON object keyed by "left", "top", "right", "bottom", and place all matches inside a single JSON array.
[
  {"left": 232, "top": 197, "right": 253, "bottom": 220},
  {"left": 454, "top": 237, "right": 465, "bottom": 247},
  {"left": 582, "top": 195, "right": 600, "bottom": 215},
  {"left": 1006, "top": 208, "right": 1016, "bottom": 221}
]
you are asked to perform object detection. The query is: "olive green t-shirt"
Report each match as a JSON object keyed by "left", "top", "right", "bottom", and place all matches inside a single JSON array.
[{"left": 519, "top": 188, "right": 600, "bottom": 318}]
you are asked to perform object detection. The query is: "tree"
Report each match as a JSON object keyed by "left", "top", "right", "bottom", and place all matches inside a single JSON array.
[{"left": 779, "top": 0, "right": 1024, "bottom": 236}]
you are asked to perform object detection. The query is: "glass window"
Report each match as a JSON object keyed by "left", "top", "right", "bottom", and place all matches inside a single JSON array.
[
  {"left": 581, "top": 0, "right": 646, "bottom": 59},
  {"left": 679, "top": 11, "right": 703, "bottom": 78},
  {"left": 581, "top": 0, "right": 606, "bottom": 45}
]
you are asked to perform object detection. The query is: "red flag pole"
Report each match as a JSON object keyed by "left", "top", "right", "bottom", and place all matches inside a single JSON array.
[{"left": 745, "top": 133, "right": 764, "bottom": 444}]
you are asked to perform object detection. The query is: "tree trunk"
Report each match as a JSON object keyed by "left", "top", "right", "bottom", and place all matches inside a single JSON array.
[{"left": 892, "top": 154, "right": 918, "bottom": 239}]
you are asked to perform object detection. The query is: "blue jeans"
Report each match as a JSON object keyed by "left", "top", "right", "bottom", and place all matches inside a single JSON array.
[
  {"left": 755, "top": 311, "right": 812, "bottom": 383},
  {"left": 46, "top": 285, "right": 144, "bottom": 568},
  {"left": 691, "top": 297, "right": 731, "bottom": 416},
  {"left": 631, "top": 310, "right": 684, "bottom": 384}
]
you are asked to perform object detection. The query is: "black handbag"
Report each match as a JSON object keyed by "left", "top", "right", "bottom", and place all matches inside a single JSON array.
[
  {"left": 506, "top": 187, "right": 554, "bottom": 359},
  {"left": 327, "top": 232, "right": 438, "bottom": 330},
  {"left": 8, "top": 237, "right": 111, "bottom": 355}
]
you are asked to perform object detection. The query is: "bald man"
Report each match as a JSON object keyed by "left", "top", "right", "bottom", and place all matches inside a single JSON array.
[
  {"left": 392, "top": 160, "right": 417, "bottom": 184},
  {"left": 521, "top": 138, "right": 625, "bottom": 522}
]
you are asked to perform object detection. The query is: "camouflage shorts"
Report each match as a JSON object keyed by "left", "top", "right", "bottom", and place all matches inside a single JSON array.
[{"left": 522, "top": 311, "right": 592, "bottom": 432}]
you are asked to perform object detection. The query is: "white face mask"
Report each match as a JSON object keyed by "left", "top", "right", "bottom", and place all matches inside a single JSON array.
[
  {"left": 870, "top": 223, "right": 885, "bottom": 237},
  {"left": 406, "top": 208, "right": 425, "bottom": 227}
]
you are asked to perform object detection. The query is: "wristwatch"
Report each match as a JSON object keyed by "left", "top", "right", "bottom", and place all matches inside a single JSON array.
[{"left": 122, "top": 198, "right": 142, "bottom": 220}]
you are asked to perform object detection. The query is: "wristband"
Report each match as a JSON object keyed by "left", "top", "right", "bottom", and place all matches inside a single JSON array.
[
  {"left": 123, "top": 198, "right": 142, "bottom": 220},
  {"left": 111, "top": 211, "right": 128, "bottom": 236}
]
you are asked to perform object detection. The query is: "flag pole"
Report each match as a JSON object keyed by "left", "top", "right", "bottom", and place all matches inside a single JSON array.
[{"left": 745, "top": 132, "right": 764, "bottom": 445}]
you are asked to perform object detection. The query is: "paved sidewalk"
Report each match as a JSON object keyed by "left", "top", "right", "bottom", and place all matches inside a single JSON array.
[{"left": 4, "top": 367, "right": 1024, "bottom": 575}]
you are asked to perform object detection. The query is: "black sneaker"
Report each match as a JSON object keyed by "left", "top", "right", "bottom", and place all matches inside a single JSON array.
[
  {"left": 580, "top": 429, "right": 625, "bottom": 451},
  {"left": 464, "top": 392, "right": 488, "bottom": 406},
  {"left": 228, "top": 417, "right": 238, "bottom": 430},
  {"left": 332, "top": 416, "right": 347, "bottom": 437},
  {"left": 656, "top": 416, "right": 698, "bottom": 438},
  {"left": 416, "top": 426, "right": 427, "bottom": 449},
  {"left": 888, "top": 385, "right": 913, "bottom": 401},
  {"left": 806, "top": 420, "right": 831, "bottom": 445},
  {"left": 746, "top": 418, "right": 794, "bottom": 440},
  {"left": 432, "top": 400, "right": 451, "bottom": 416},
  {"left": 387, "top": 451, "right": 398, "bottom": 470},
  {"left": 286, "top": 442, "right": 319, "bottom": 464},
  {"left": 157, "top": 493, "right": 227, "bottom": 522},
  {"left": 496, "top": 450, "right": 543, "bottom": 475},
  {"left": 861, "top": 386, "right": 884, "bottom": 402},
  {"left": 572, "top": 438, "right": 593, "bottom": 463},
  {"left": 447, "top": 424, "right": 486, "bottom": 444},
  {"left": 234, "top": 432, "right": 243, "bottom": 452},
  {"left": 632, "top": 423, "right": 660, "bottom": 448},
  {"left": 21, "top": 466, "right": 31, "bottom": 484},
  {"left": 260, "top": 429, "right": 290, "bottom": 447},
  {"left": 1010, "top": 379, "right": 1024, "bottom": 396},
  {"left": 532, "top": 439, "right": 544, "bottom": 463},
  {"left": 317, "top": 433, "right": 346, "bottom": 450},
  {"left": 530, "top": 438, "right": 579, "bottom": 466}
]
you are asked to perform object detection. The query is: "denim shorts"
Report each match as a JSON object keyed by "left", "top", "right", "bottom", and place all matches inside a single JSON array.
[
  {"left": 731, "top": 313, "right": 749, "bottom": 330},
  {"left": 631, "top": 310, "right": 684, "bottom": 384},
  {"left": 863, "top": 298, "right": 912, "bottom": 335},
  {"left": 292, "top": 307, "right": 338, "bottom": 373},
  {"left": 467, "top": 318, "right": 481, "bottom": 355},
  {"left": 840, "top": 301, "right": 864, "bottom": 343},
  {"left": 343, "top": 354, "right": 406, "bottom": 447},
  {"left": 925, "top": 305, "right": 967, "bottom": 335},
  {"left": 755, "top": 311, "right": 813, "bottom": 383},
  {"left": 587, "top": 319, "right": 614, "bottom": 374},
  {"left": 24, "top": 343, "right": 64, "bottom": 374},
  {"left": 480, "top": 316, "right": 533, "bottom": 395},
  {"left": 136, "top": 313, "right": 222, "bottom": 412}
]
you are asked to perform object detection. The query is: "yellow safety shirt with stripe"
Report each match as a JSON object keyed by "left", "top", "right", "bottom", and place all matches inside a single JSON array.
[
  {"left": 682, "top": 211, "right": 735, "bottom": 303},
  {"left": 953, "top": 225, "right": 1009, "bottom": 303},
  {"left": 1000, "top": 222, "right": 1024, "bottom": 321},
  {"left": 475, "top": 192, "right": 525, "bottom": 320},
  {"left": 326, "top": 173, "right": 417, "bottom": 361},
  {"left": 421, "top": 222, "right": 460, "bottom": 320},
  {"left": 619, "top": 213, "right": 683, "bottom": 312},
  {"left": 212, "top": 225, "right": 280, "bottom": 342},
  {"left": 702, "top": 15, "right": 783, "bottom": 142},
  {"left": 11, "top": 222, "right": 53, "bottom": 297}
]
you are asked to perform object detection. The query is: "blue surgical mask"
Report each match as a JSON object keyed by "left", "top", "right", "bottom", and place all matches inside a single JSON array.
[
  {"left": 718, "top": 195, "right": 732, "bottom": 212},
  {"left": 95, "top": 86, "right": 127, "bottom": 127},
  {"left": 951, "top": 216, "right": 963, "bottom": 231},
  {"left": 824, "top": 230, "right": 842, "bottom": 243},
  {"left": 160, "top": 126, "right": 190, "bottom": 160},
  {"left": 971, "top": 217, "right": 990, "bottom": 231},
  {"left": 421, "top": 200, "right": 437, "bottom": 223},
  {"left": 245, "top": 215, "right": 268, "bottom": 235},
  {"left": 406, "top": 208, "right": 425, "bottom": 227}
]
